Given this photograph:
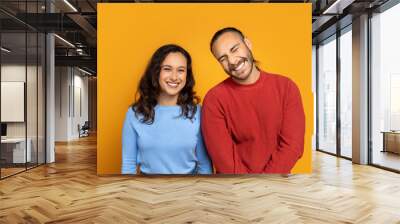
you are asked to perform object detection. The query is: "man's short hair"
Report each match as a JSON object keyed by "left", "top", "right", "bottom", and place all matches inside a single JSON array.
[{"left": 210, "top": 27, "right": 245, "bottom": 52}]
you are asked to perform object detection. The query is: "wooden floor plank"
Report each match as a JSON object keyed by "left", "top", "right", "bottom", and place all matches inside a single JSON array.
[{"left": 1, "top": 134, "right": 400, "bottom": 223}]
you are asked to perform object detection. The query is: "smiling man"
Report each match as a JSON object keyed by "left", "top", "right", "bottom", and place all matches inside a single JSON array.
[{"left": 201, "top": 27, "right": 305, "bottom": 174}]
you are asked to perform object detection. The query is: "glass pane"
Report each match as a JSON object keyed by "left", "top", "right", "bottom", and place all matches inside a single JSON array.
[
  {"left": 312, "top": 45, "right": 317, "bottom": 151},
  {"left": 1, "top": 31, "right": 27, "bottom": 177},
  {"left": 318, "top": 36, "right": 337, "bottom": 154},
  {"left": 27, "top": 31, "right": 38, "bottom": 169},
  {"left": 371, "top": 3, "right": 400, "bottom": 171},
  {"left": 0, "top": 1, "right": 46, "bottom": 178},
  {"left": 340, "top": 29, "right": 352, "bottom": 158},
  {"left": 38, "top": 32, "right": 45, "bottom": 165}
]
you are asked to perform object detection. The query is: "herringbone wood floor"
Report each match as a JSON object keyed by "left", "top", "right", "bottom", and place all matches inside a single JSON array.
[{"left": 1, "top": 134, "right": 400, "bottom": 224}]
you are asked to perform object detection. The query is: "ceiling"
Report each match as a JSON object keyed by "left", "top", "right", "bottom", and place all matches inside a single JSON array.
[
  {"left": 1, "top": 0, "right": 97, "bottom": 73},
  {"left": 0, "top": 0, "right": 393, "bottom": 75}
]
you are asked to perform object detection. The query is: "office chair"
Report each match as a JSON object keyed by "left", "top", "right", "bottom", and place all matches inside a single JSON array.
[{"left": 78, "top": 121, "right": 90, "bottom": 138}]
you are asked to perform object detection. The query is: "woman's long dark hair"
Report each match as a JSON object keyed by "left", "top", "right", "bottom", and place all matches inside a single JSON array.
[{"left": 132, "top": 44, "right": 199, "bottom": 124}]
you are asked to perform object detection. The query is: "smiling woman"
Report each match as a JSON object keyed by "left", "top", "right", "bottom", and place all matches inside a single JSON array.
[
  {"left": 158, "top": 52, "right": 188, "bottom": 106},
  {"left": 121, "top": 44, "right": 213, "bottom": 175}
]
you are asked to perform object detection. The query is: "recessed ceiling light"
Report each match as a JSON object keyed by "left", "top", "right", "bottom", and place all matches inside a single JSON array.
[
  {"left": 77, "top": 67, "right": 93, "bottom": 76},
  {"left": 323, "top": 0, "right": 354, "bottom": 15},
  {"left": 54, "top": 34, "right": 75, "bottom": 48},
  {"left": 63, "top": 0, "right": 78, "bottom": 12},
  {"left": 1, "top": 47, "right": 11, "bottom": 53}
]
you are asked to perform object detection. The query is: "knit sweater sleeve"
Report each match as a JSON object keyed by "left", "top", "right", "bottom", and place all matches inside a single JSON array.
[
  {"left": 121, "top": 108, "right": 138, "bottom": 174},
  {"left": 264, "top": 79, "right": 305, "bottom": 173},
  {"left": 201, "top": 91, "right": 238, "bottom": 174}
]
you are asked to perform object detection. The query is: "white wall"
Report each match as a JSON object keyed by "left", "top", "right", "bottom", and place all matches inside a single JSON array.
[
  {"left": 55, "top": 66, "right": 69, "bottom": 141},
  {"left": 72, "top": 72, "right": 89, "bottom": 138},
  {"left": 55, "top": 67, "right": 89, "bottom": 141},
  {"left": 1, "top": 65, "right": 26, "bottom": 134}
]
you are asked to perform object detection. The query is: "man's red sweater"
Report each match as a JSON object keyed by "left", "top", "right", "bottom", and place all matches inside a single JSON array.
[{"left": 201, "top": 71, "right": 305, "bottom": 174}]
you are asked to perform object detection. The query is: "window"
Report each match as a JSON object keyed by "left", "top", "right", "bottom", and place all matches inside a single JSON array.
[
  {"left": 370, "top": 2, "right": 400, "bottom": 171},
  {"left": 317, "top": 35, "right": 337, "bottom": 154},
  {"left": 339, "top": 28, "right": 352, "bottom": 158},
  {"left": 0, "top": 1, "right": 46, "bottom": 179}
]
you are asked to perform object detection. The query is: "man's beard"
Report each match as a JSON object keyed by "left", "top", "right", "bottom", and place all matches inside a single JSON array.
[{"left": 226, "top": 52, "right": 255, "bottom": 81}]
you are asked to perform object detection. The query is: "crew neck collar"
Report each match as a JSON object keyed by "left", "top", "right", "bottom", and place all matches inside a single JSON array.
[
  {"left": 155, "top": 104, "right": 180, "bottom": 110},
  {"left": 227, "top": 70, "right": 265, "bottom": 89}
]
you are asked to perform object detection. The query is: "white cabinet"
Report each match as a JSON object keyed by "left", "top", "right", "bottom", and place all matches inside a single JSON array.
[{"left": 1, "top": 138, "right": 32, "bottom": 163}]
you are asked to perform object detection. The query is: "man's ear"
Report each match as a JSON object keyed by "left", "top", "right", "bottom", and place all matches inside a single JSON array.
[{"left": 244, "top": 37, "right": 252, "bottom": 50}]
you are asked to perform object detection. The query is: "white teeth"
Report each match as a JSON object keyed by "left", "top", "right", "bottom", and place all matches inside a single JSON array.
[
  {"left": 234, "top": 61, "right": 245, "bottom": 71},
  {"left": 166, "top": 82, "right": 179, "bottom": 88}
]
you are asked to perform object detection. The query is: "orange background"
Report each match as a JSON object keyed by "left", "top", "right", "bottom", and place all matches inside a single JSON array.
[{"left": 97, "top": 3, "right": 313, "bottom": 174}]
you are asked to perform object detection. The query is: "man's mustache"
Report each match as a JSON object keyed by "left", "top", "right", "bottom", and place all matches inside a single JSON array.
[{"left": 228, "top": 58, "right": 247, "bottom": 71}]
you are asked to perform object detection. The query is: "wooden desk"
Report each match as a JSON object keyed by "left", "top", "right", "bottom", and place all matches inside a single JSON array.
[
  {"left": 381, "top": 131, "right": 400, "bottom": 154},
  {"left": 1, "top": 138, "right": 32, "bottom": 163}
]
